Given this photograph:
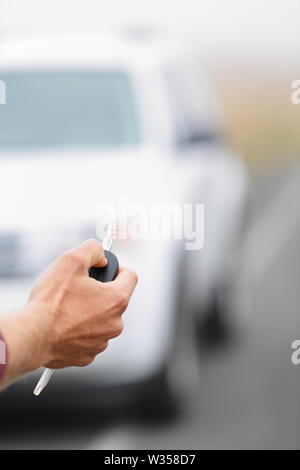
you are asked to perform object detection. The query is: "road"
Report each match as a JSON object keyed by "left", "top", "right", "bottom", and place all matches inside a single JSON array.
[{"left": 1, "top": 165, "right": 300, "bottom": 449}]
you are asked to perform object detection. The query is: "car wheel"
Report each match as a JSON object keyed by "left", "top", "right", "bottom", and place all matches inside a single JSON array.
[
  {"left": 136, "top": 367, "right": 179, "bottom": 423},
  {"left": 194, "top": 289, "right": 232, "bottom": 348}
]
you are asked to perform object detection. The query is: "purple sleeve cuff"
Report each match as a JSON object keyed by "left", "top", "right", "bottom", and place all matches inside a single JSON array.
[{"left": 0, "top": 331, "right": 8, "bottom": 383}]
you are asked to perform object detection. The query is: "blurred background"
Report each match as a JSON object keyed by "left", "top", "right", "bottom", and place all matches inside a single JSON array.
[{"left": 0, "top": 0, "right": 300, "bottom": 450}]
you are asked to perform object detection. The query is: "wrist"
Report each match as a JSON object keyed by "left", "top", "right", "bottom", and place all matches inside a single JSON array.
[
  {"left": 0, "top": 302, "right": 53, "bottom": 384},
  {"left": 0, "top": 330, "right": 8, "bottom": 384},
  {"left": 20, "top": 301, "right": 55, "bottom": 370}
]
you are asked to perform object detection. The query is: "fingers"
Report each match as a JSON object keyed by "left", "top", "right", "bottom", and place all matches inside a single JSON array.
[
  {"left": 71, "top": 239, "right": 107, "bottom": 269},
  {"left": 113, "top": 266, "right": 138, "bottom": 298},
  {"left": 60, "top": 242, "right": 138, "bottom": 316}
]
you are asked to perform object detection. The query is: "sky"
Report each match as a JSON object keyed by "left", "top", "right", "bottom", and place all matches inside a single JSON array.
[{"left": 1, "top": 0, "right": 300, "bottom": 58}]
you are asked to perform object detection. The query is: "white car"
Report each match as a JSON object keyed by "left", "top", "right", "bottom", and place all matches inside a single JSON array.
[{"left": 0, "top": 34, "right": 248, "bottom": 413}]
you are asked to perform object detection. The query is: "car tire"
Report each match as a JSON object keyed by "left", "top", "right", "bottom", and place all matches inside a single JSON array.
[{"left": 136, "top": 368, "right": 179, "bottom": 423}]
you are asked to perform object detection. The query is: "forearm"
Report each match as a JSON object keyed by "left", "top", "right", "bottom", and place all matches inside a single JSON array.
[{"left": 0, "top": 304, "right": 49, "bottom": 389}]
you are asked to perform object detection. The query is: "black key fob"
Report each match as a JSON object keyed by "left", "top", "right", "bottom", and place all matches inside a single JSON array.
[{"left": 89, "top": 250, "right": 119, "bottom": 283}]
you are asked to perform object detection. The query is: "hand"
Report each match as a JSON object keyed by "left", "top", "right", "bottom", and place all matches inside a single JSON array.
[{"left": 0, "top": 239, "right": 138, "bottom": 387}]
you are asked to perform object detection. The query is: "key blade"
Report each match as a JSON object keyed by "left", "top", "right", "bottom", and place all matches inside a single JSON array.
[
  {"left": 102, "top": 224, "right": 117, "bottom": 251},
  {"left": 33, "top": 368, "right": 54, "bottom": 396}
]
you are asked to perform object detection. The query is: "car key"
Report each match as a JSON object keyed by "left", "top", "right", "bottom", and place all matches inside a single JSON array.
[
  {"left": 33, "top": 225, "right": 118, "bottom": 396},
  {"left": 89, "top": 224, "right": 119, "bottom": 283}
]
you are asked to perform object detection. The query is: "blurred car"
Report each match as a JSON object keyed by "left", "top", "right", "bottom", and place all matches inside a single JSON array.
[{"left": 0, "top": 33, "right": 248, "bottom": 413}]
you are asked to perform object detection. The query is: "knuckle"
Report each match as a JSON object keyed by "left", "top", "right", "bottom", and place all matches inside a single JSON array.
[
  {"left": 85, "top": 355, "right": 95, "bottom": 366},
  {"left": 61, "top": 251, "right": 84, "bottom": 269},
  {"left": 124, "top": 267, "right": 138, "bottom": 285},
  {"left": 86, "top": 238, "right": 102, "bottom": 250},
  {"left": 131, "top": 269, "right": 139, "bottom": 284},
  {"left": 116, "top": 291, "right": 129, "bottom": 312},
  {"left": 97, "top": 340, "right": 108, "bottom": 354},
  {"left": 85, "top": 238, "right": 104, "bottom": 256},
  {"left": 75, "top": 355, "right": 94, "bottom": 367},
  {"left": 112, "top": 319, "right": 124, "bottom": 338}
]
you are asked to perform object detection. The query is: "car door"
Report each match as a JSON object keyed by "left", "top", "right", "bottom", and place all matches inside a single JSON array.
[{"left": 161, "top": 59, "right": 248, "bottom": 309}]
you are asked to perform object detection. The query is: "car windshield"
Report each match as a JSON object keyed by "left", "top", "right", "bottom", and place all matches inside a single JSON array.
[{"left": 0, "top": 70, "right": 141, "bottom": 149}]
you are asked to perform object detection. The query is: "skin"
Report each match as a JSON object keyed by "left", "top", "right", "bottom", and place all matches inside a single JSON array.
[{"left": 0, "top": 239, "right": 138, "bottom": 389}]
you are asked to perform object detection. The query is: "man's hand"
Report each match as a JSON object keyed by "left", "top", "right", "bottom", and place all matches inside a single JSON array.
[{"left": 0, "top": 239, "right": 138, "bottom": 388}]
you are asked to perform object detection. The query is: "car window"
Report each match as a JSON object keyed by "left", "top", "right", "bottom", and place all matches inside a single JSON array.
[
  {"left": 0, "top": 70, "right": 141, "bottom": 150},
  {"left": 164, "top": 65, "right": 219, "bottom": 148}
]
